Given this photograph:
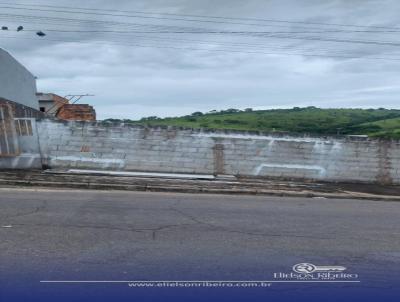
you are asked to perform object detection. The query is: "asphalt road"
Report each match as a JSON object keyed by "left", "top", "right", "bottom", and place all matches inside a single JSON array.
[{"left": 0, "top": 188, "right": 399, "bottom": 301}]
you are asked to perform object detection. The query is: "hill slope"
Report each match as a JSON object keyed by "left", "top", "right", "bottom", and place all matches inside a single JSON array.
[{"left": 104, "top": 107, "right": 400, "bottom": 139}]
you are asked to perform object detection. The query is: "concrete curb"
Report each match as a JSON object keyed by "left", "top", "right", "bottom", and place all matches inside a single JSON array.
[{"left": 0, "top": 172, "right": 399, "bottom": 201}]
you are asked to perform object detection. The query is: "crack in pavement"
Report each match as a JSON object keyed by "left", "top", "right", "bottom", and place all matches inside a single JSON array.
[
  {"left": 5, "top": 220, "right": 333, "bottom": 240},
  {"left": 6, "top": 222, "right": 198, "bottom": 236},
  {"left": 168, "top": 199, "right": 334, "bottom": 240},
  {"left": 1, "top": 200, "right": 48, "bottom": 222},
  {"left": 3, "top": 200, "right": 390, "bottom": 242}
]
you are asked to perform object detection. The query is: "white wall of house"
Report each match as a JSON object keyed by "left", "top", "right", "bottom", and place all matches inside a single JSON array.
[{"left": 0, "top": 48, "right": 38, "bottom": 109}]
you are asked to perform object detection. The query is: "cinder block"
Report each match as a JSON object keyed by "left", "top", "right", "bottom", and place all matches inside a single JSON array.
[{"left": 33, "top": 119, "right": 400, "bottom": 183}]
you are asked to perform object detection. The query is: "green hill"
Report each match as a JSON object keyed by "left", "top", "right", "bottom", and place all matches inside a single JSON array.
[
  {"left": 104, "top": 107, "right": 400, "bottom": 139},
  {"left": 351, "top": 117, "right": 400, "bottom": 139}
]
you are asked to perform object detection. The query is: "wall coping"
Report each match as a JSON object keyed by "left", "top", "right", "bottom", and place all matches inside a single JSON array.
[{"left": 36, "top": 118, "right": 400, "bottom": 143}]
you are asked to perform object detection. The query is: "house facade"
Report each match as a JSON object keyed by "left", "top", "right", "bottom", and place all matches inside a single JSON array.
[
  {"left": 0, "top": 48, "right": 38, "bottom": 110},
  {"left": 0, "top": 48, "right": 43, "bottom": 165}
]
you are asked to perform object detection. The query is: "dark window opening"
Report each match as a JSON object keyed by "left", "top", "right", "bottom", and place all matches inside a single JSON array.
[{"left": 40, "top": 107, "right": 46, "bottom": 112}]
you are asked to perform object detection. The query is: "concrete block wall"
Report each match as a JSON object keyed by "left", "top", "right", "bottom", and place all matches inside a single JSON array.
[
  {"left": 37, "top": 120, "right": 215, "bottom": 175},
  {"left": 36, "top": 119, "right": 400, "bottom": 184}
]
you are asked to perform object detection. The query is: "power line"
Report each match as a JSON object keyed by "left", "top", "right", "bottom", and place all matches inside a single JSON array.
[
  {"left": 2, "top": 10, "right": 400, "bottom": 38},
  {"left": 2, "top": 34, "right": 400, "bottom": 61},
  {"left": 6, "top": 27, "right": 400, "bottom": 58},
  {"left": 2, "top": 20, "right": 400, "bottom": 60},
  {"left": 5, "top": 31, "right": 393, "bottom": 59},
  {"left": 1, "top": 5, "right": 332, "bottom": 29},
  {"left": 16, "top": 28, "right": 400, "bottom": 35},
  {"left": 1, "top": 1, "right": 399, "bottom": 30},
  {"left": 3, "top": 13, "right": 400, "bottom": 37},
  {"left": 2, "top": 12, "right": 400, "bottom": 48},
  {"left": 1, "top": 4, "right": 400, "bottom": 61},
  {"left": 13, "top": 29, "right": 400, "bottom": 48},
  {"left": 2, "top": 12, "right": 400, "bottom": 34}
]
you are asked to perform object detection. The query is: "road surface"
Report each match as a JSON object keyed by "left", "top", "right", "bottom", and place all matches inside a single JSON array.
[{"left": 0, "top": 188, "right": 399, "bottom": 301}]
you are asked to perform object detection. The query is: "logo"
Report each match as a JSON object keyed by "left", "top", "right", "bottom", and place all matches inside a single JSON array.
[
  {"left": 292, "top": 263, "right": 346, "bottom": 274},
  {"left": 273, "top": 262, "right": 359, "bottom": 281}
]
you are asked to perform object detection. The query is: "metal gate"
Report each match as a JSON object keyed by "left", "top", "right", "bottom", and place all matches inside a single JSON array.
[{"left": 0, "top": 104, "right": 20, "bottom": 156}]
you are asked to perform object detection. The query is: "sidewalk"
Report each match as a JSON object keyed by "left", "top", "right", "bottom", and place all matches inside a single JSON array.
[{"left": 0, "top": 169, "right": 399, "bottom": 201}]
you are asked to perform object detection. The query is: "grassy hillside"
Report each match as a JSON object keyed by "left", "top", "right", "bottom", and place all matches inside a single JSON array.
[
  {"left": 104, "top": 107, "right": 400, "bottom": 139},
  {"left": 352, "top": 117, "right": 400, "bottom": 139}
]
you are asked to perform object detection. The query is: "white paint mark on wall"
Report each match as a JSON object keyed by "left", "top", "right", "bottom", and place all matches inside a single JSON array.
[
  {"left": 9, "top": 153, "right": 41, "bottom": 169},
  {"left": 52, "top": 156, "right": 125, "bottom": 168},
  {"left": 313, "top": 141, "right": 326, "bottom": 153},
  {"left": 66, "top": 169, "right": 215, "bottom": 179},
  {"left": 254, "top": 163, "right": 326, "bottom": 176},
  {"left": 332, "top": 142, "right": 343, "bottom": 152},
  {"left": 258, "top": 139, "right": 276, "bottom": 156},
  {"left": 268, "top": 140, "right": 275, "bottom": 147}
]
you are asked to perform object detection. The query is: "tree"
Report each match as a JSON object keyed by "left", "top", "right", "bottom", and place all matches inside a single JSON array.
[
  {"left": 224, "top": 108, "right": 240, "bottom": 113},
  {"left": 140, "top": 116, "right": 159, "bottom": 121}
]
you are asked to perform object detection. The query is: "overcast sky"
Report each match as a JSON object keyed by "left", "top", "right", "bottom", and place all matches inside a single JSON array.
[{"left": 1, "top": 0, "right": 400, "bottom": 119}]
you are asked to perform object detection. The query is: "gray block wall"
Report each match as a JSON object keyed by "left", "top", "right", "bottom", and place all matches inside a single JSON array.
[
  {"left": 36, "top": 119, "right": 400, "bottom": 184},
  {"left": 37, "top": 120, "right": 215, "bottom": 174},
  {"left": 0, "top": 48, "right": 38, "bottom": 110}
]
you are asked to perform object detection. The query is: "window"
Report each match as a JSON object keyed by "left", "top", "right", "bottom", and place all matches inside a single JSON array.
[
  {"left": 15, "top": 119, "right": 33, "bottom": 136},
  {"left": 40, "top": 107, "right": 46, "bottom": 112},
  {"left": 0, "top": 105, "right": 20, "bottom": 156}
]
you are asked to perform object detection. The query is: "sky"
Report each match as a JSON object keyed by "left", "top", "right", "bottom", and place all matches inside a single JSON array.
[{"left": 1, "top": 0, "right": 400, "bottom": 120}]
